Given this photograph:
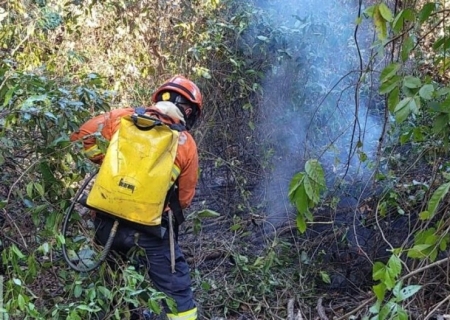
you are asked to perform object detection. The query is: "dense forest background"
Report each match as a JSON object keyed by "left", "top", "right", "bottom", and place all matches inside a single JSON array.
[{"left": 2, "top": 0, "right": 450, "bottom": 319}]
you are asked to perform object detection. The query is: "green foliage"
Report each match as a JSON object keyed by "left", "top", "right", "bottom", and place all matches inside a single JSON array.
[
  {"left": 206, "top": 241, "right": 301, "bottom": 319},
  {"left": 0, "top": 0, "right": 295, "bottom": 318},
  {"left": 288, "top": 159, "right": 326, "bottom": 233},
  {"left": 186, "top": 209, "right": 221, "bottom": 234},
  {"left": 362, "top": 1, "right": 450, "bottom": 318},
  {"left": 367, "top": 254, "right": 422, "bottom": 320}
]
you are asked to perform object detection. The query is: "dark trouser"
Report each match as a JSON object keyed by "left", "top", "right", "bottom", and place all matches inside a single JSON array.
[{"left": 94, "top": 214, "right": 195, "bottom": 313}]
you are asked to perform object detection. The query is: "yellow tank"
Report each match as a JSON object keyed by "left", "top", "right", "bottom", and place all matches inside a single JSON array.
[{"left": 87, "top": 114, "right": 179, "bottom": 226}]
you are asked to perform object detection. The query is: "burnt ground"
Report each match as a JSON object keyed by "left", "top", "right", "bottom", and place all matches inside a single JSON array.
[
  {"left": 180, "top": 158, "right": 450, "bottom": 319},
  {"left": 1, "top": 147, "right": 450, "bottom": 319}
]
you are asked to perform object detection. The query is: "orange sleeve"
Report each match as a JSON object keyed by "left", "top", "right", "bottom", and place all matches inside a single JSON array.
[
  {"left": 174, "top": 132, "right": 199, "bottom": 209},
  {"left": 70, "top": 108, "right": 135, "bottom": 163}
]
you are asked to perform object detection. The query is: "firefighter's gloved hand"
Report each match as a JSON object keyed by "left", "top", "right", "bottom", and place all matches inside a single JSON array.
[
  {"left": 142, "top": 309, "right": 154, "bottom": 320},
  {"left": 142, "top": 309, "right": 168, "bottom": 320}
]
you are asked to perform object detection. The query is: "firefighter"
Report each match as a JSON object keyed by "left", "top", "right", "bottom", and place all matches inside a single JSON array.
[{"left": 70, "top": 75, "right": 202, "bottom": 320}]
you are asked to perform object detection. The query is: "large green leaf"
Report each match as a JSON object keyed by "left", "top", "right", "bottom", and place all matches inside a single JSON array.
[
  {"left": 419, "top": 2, "right": 436, "bottom": 24},
  {"left": 304, "top": 159, "right": 325, "bottom": 185},
  {"left": 380, "top": 63, "right": 400, "bottom": 83},
  {"left": 387, "top": 87, "right": 400, "bottom": 113},
  {"left": 373, "top": 5, "right": 388, "bottom": 40},
  {"left": 288, "top": 172, "right": 305, "bottom": 199},
  {"left": 392, "top": 8, "right": 415, "bottom": 34},
  {"left": 401, "top": 36, "right": 414, "bottom": 62},
  {"left": 379, "top": 2, "right": 393, "bottom": 22},
  {"left": 419, "top": 84, "right": 434, "bottom": 100},
  {"left": 387, "top": 254, "right": 402, "bottom": 279},
  {"left": 296, "top": 214, "right": 307, "bottom": 233},
  {"left": 403, "top": 76, "right": 421, "bottom": 89},
  {"left": 380, "top": 75, "right": 401, "bottom": 94},
  {"left": 196, "top": 209, "right": 221, "bottom": 218},
  {"left": 426, "top": 182, "right": 450, "bottom": 219},
  {"left": 293, "top": 184, "right": 309, "bottom": 215},
  {"left": 373, "top": 261, "right": 386, "bottom": 281},
  {"left": 432, "top": 113, "right": 449, "bottom": 134},
  {"left": 394, "top": 97, "right": 414, "bottom": 122}
]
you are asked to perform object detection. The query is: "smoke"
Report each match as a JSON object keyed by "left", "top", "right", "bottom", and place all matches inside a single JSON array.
[{"left": 252, "top": 0, "right": 382, "bottom": 226}]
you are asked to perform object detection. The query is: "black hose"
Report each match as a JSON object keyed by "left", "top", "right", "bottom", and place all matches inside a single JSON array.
[{"left": 61, "top": 171, "right": 118, "bottom": 272}]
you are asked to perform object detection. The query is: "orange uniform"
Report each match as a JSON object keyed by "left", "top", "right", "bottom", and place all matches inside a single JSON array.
[{"left": 70, "top": 106, "right": 198, "bottom": 210}]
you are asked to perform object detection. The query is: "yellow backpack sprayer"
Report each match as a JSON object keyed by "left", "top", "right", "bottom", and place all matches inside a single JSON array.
[{"left": 62, "top": 111, "right": 182, "bottom": 272}]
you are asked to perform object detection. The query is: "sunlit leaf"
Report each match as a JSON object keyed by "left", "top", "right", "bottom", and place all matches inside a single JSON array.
[
  {"left": 17, "top": 294, "right": 26, "bottom": 310},
  {"left": 34, "top": 183, "right": 45, "bottom": 197},
  {"left": 3, "top": 85, "right": 18, "bottom": 107},
  {"left": 305, "top": 159, "right": 325, "bottom": 186},
  {"left": 403, "top": 76, "right": 421, "bottom": 88},
  {"left": 407, "top": 244, "right": 432, "bottom": 258},
  {"left": 373, "top": 261, "right": 386, "bottom": 281},
  {"left": 388, "top": 87, "right": 399, "bottom": 113},
  {"left": 396, "top": 285, "right": 421, "bottom": 302},
  {"left": 26, "top": 182, "right": 34, "bottom": 198},
  {"left": 12, "top": 245, "right": 25, "bottom": 259},
  {"left": 419, "top": 210, "right": 431, "bottom": 220},
  {"left": 303, "top": 176, "right": 317, "bottom": 203},
  {"left": 387, "top": 254, "right": 402, "bottom": 278},
  {"left": 394, "top": 97, "right": 413, "bottom": 123},
  {"left": 296, "top": 214, "right": 307, "bottom": 233},
  {"left": 373, "top": 283, "right": 386, "bottom": 301},
  {"left": 419, "top": 84, "right": 434, "bottom": 100},
  {"left": 196, "top": 209, "right": 221, "bottom": 218},
  {"left": 373, "top": 5, "right": 388, "bottom": 40},
  {"left": 288, "top": 172, "right": 305, "bottom": 199},
  {"left": 293, "top": 184, "right": 308, "bottom": 214},
  {"left": 427, "top": 182, "right": 450, "bottom": 219},
  {"left": 440, "top": 238, "right": 448, "bottom": 251},
  {"left": 364, "top": 5, "right": 376, "bottom": 17},
  {"left": 380, "top": 75, "right": 401, "bottom": 94},
  {"left": 320, "top": 271, "right": 331, "bottom": 284},
  {"left": 379, "top": 3, "right": 393, "bottom": 22},
  {"left": 380, "top": 63, "right": 400, "bottom": 83}
]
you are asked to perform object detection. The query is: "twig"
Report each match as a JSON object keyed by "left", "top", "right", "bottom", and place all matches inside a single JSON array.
[
  {"left": 334, "top": 297, "right": 375, "bottom": 320},
  {"left": 10, "top": 23, "right": 34, "bottom": 57},
  {"left": 288, "top": 298, "right": 295, "bottom": 320},
  {"left": 399, "top": 257, "right": 450, "bottom": 282},
  {"left": 343, "top": 0, "right": 364, "bottom": 178},
  {"left": 424, "top": 294, "right": 450, "bottom": 320},
  {"left": 317, "top": 297, "right": 329, "bottom": 320},
  {"left": 334, "top": 257, "right": 450, "bottom": 320}
]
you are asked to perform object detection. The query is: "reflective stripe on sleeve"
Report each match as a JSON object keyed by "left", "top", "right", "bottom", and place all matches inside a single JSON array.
[
  {"left": 171, "top": 165, "right": 181, "bottom": 183},
  {"left": 167, "top": 307, "right": 197, "bottom": 320}
]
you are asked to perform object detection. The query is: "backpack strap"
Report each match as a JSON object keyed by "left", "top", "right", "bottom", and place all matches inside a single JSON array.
[
  {"left": 134, "top": 107, "right": 187, "bottom": 132},
  {"left": 168, "top": 123, "right": 186, "bottom": 132},
  {"left": 164, "top": 181, "right": 184, "bottom": 241}
]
